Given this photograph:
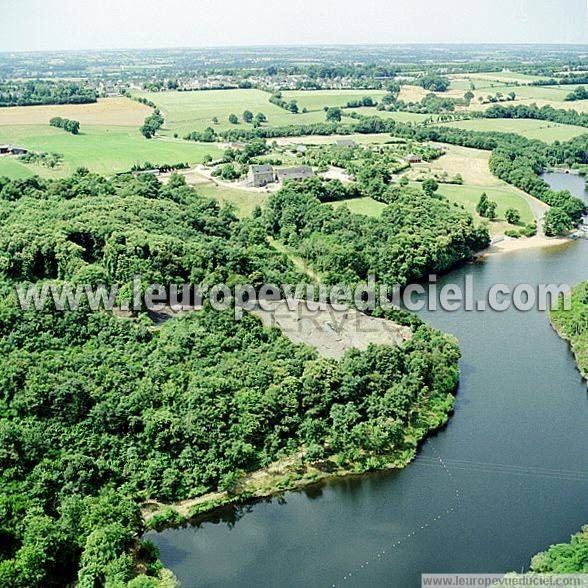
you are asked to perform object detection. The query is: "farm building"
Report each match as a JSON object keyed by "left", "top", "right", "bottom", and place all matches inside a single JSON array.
[
  {"left": 248, "top": 164, "right": 276, "bottom": 187},
  {"left": 336, "top": 139, "right": 357, "bottom": 148},
  {"left": 276, "top": 166, "right": 315, "bottom": 183},
  {"left": 9, "top": 146, "right": 28, "bottom": 155},
  {"left": 0, "top": 145, "right": 9, "bottom": 155},
  {"left": 295, "top": 144, "right": 307, "bottom": 154},
  {"left": 405, "top": 153, "right": 422, "bottom": 163}
]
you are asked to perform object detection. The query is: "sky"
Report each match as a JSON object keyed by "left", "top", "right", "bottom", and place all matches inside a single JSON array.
[{"left": 1, "top": 0, "right": 587, "bottom": 52}]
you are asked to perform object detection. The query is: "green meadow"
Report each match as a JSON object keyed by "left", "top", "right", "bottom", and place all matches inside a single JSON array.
[
  {"left": 439, "top": 118, "right": 587, "bottom": 142},
  {"left": 434, "top": 182, "right": 534, "bottom": 235},
  {"left": 133, "top": 89, "right": 332, "bottom": 136},
  {"left": 331, "top": 196, "right": 387, "bottom": 217},
  {"left": 281, "top": 89, "right": 387, "bottom": 111},
  {"left": 0, "top": 124, "right": 221, "bottom": 178}
]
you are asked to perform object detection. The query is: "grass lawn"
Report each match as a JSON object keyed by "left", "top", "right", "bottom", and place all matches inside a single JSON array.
[
  {"left": 433, "top": 183, "right": 534, "bottom": 236},
  {"left": 439, "top": 118, "right": 587, "bottom": 142},
  {"left": 195, "top": 182, "right": 269, "bottom": 217},
  {"left": 0, "top": 124, "right": 221, "bottom": 178},
  {"left": 133, "top": 89, "right": 331, "bottom": 136},
  {"left": 331, "top": 196, "right": 387, "bottom": 218},
  {"left": 0, "top": 156, "right": 35, "bottom": 178}
]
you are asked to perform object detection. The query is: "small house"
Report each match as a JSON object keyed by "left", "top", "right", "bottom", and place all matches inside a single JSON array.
[
  {"left": 405, "top": 153, "right": 422, "bottom": 164},
  {"left": 10, "top": 146, "right": 28, "bottom": 155},
  {"left": 336, "top": 139, "right": 357, "bottom": 148},
  {"left": 0, "top": 145, "right": 9, "bottom": 155},
  {"left": 276, "top": 166, "right": 315, "bottom": 183},
  {"left": 295, "top": 144, "right": 307, "bottom": 154},
  {"left": 248, "top": 164, "right": 276, "bottom": 187}
]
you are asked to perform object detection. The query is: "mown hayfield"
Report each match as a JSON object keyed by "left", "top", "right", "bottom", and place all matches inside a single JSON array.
[
  {"left": 0, "top": 97, "right": 150, "bottom": 126},
  {"left": 133, "top": 89, "right": 330, "bottom": 136},
  {"left": 0, "top": 124, "right": 221, "bottom": 178},
  {"left": 281, "top": 89, "right": 387, "bottom": 111},
  {"left": 439, "top": 118, "right": 587, "bottom": 142},
  {"left": 331, "top": 196, "right": 387, "bottom": 218}
]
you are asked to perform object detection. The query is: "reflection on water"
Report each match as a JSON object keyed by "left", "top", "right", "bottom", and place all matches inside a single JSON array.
[{"left": 146, "top": 174, "right": 588, "bottom": 588}]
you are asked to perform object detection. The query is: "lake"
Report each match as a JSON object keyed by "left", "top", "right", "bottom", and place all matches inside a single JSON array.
[{"left": 146, "top": 172, "right": 587, "bottom": 587}]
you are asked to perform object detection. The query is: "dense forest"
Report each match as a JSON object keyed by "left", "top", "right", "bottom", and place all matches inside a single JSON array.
[
  {"left": 0, "top": 170, "right": 470, "bottom": 586},
  {"left": 264, "top": 180, "right": 489, "bottom": 286},
  {"left": 550, "top": 281, "right": 588, "bottom": 380},
  {"left": 0, "top": 80, "right": 97, "bottom": 107},
  {"left": 530, "top": 525, "right": 588, "bottom": 572}
]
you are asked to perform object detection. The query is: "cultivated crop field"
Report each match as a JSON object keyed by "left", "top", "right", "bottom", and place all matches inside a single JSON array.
[
  {"left": 440, "top": 118, "right": 588, "bottom": 142},
  {"left": 0, "top": 97, "right": 151, "bottom": 126}
]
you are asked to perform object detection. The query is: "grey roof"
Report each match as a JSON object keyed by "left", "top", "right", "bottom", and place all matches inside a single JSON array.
[
  {"left": 276, "top": 166, "right": 315, "bottom": 180},
  {"left": 336, "top": 139, "right": 356, "bottom": 147},
  {"left": 250, "top": 164, "right": 274, "bottom": 174}
]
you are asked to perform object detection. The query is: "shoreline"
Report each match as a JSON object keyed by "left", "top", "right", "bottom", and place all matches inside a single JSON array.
[
  {"left": 141, "top": 404, "right": 455, "bottom": 531},
  {"left": 142, "top": 452, "right": 412, "bottom": 530},
  {"left": 477, "top": 235, "right": 572, "bottom": 257}
]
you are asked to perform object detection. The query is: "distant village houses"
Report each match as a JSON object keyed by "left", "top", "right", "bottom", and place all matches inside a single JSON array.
[{"left": 247, "top": 164, "right": 315, "bottom": 187}]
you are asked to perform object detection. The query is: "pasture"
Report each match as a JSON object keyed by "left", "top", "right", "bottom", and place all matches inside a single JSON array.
[
  {"left": 404, "top": 143, "right": 535, "bottom": 235},
  {"left": 435, "top": 183, "right": 534, "bottom": 235},
  {"left": 281, "top": 89, "right": 387, "bottom": 111},
  {"left": 133, "top": 89, "right": 333, "bottom": 136},
  {"left": 439, "top": 118, "right": 587, "bottom": 142},
  {"left": 0, "top": 124, "right": 221, "bottom": 178}
]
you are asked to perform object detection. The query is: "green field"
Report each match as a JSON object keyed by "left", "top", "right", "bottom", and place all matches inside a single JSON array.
[
  {"left": 331, "top": 196, "right": 387, "bottom": 217},
  {"left": 433, "top": 182, "right": 534, "bottom": 235},
  {"left": 440, "top": 118, "right": 587, "bottom": 142},
  {"left": 464, "top": 72, "right": 551, "bottom": 85},
  {"left": 133, "top": 89, "right": 334, "bottom": 136},
  {"left": 351, "top": 108, "right": 432, "bottom": 123},
  {"left": 281, "top": 89, "right": 387, "bottom": 111},
  {"left": 195, "top": 182, "right": 269, "bottom": 217},
  {"left": 0, "top": 124, "right": 221, "bottom": 178}
]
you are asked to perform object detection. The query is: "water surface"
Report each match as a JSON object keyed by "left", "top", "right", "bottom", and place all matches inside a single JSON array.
[{"left": 147, "top": 173, "right": 587, "bottom": 587}]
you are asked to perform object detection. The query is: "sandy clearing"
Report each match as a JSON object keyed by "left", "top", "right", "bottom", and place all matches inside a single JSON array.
[
  {"left": 478, "top": 235, "right": 572, "bottom": 257},
  {"left": 0, "top": 97, "right": 151, "bottom": 126},
  {"left": 251, "top": 299, "right": 412, "bottom": 359}
]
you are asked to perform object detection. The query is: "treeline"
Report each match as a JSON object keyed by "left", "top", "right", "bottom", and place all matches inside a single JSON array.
[
  {"left": 490, "top": 144, "right": 587, "bottom": 234},
  {"left": 564, "top": 86, "right": 588, "bottom": 102},
  {"left": 550, "top": 281, "right": 588, "bottom": 380},
  {"left": 0, "top": 80, "right": 97, "bottom": 107},
  {"left": 49, "top": 116, "right": 80, "bottom": 134},
  {"left": 269, "top": 91, "right": 299, "bottom": 113},
  {"left": 484, "top": 103, "right": 588, "bottom": 129},
  {"left": 530, "top": 525, "right": 588, "bottom": 573},
  {"left": 140, "top": 109, "right": 164, "bottom": 138},
  {"left": 0, "top": 170, "right": 463, "bottom": 586}
]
